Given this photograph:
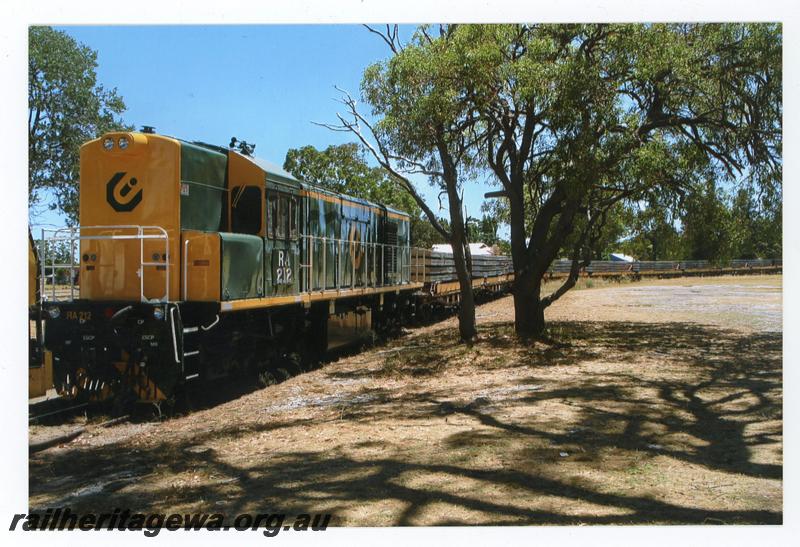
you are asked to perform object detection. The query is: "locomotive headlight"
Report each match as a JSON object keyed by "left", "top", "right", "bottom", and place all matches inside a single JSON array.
[
  {"left": 47, "top": 306, "right": 61, "bottom": 319},
  {"left": 118, "top": 137, "right": 129, "bottom": 150},
  {"left": 153, "top": 307, "right": 165, "bottom": 320},
  {"left": 103, "top": 138, "right": 114, "bottom": 150}
]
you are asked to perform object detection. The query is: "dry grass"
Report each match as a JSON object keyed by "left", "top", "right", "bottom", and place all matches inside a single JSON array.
[{"left": 29, "top": 274, "right": 782, "bottom": 525}]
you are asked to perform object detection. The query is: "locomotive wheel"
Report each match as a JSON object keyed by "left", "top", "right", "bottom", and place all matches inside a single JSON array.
[
  {"left": 170, "top": 386, "right": 191, "bottom": 414},
  {"left": 257, "top": 369, "right": 277, "bottom": 388},
  {"left": 111, "top": 390, "right": 137, "bottom": 417},
  {"left": 147, "top": 397, "right": 177, "bottom": 420},
  {"left": 284, "top": 352, "right": 305, "bottom": 375},
  {"left": 359, "top": 330, "right": 379, "bottom": 352},
  {"left": 275, "top": 367, "right": 292, "bottom": 382}
]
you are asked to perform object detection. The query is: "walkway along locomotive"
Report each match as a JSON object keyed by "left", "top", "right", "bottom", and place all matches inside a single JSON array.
[{"left": 37, "top": 130, "right": 515, "bottom": 408}]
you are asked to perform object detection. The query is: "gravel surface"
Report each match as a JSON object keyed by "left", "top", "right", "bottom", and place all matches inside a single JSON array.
[{"left": 29, "top": 274, "right": 782, "bottom": 525}]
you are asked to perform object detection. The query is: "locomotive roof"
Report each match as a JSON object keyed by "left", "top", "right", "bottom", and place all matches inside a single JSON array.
[
  {"left": 186, "top": 138, "right": 409, "bottom": 219},
  {"left": 296, "top": 180, "right": 410, "bottom": 219},
  {"left": 247, "top": 155, "right": 302, "bottom": 184}
]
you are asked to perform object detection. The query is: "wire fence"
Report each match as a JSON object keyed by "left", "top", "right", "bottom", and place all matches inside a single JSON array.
[
  {"left": 549, "top": 258, "right": 782, "bottom": 275},
  {"left": 412, "top": 251, "right": 781, "bottom": 283}
]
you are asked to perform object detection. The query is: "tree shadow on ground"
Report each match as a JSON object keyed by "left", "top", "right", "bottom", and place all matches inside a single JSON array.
[{"left": 30, "top": 320, "right": 782, "bottom": 525}]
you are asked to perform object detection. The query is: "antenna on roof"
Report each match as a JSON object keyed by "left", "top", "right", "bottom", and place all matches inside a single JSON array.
[{"left": 229, "top": 137, "right": 256, "bottom": 156}]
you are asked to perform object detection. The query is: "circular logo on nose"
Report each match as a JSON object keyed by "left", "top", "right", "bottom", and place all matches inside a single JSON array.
[{"left": 106, "top": 172, "right": 143, "bottom": 212}]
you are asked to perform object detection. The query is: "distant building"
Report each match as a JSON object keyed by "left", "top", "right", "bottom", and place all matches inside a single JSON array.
[
  {"left": 609, "top": 252, "right": 636, "bottom": 262},
  {"left": 432, "top": 242, "right": 500, "bottom": 256}
]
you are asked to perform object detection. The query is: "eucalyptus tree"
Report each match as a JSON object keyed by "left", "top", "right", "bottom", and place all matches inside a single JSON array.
[
  {"left": 453, "top": 23, "right": 781, "bottom": 337},
  {"left": 29, "top": 26, "right": 130, "bottom": 223},
  {"left": 323, "top": 25, "right": 483, "bottom": 341},
  {"left": 727, "top": 171, "right": 782, "bottom": 260},
  {"left": 328, "top": 23, "right": 781, "bottom": 340}
]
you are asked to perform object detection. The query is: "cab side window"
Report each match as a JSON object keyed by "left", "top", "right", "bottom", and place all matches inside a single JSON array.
[
  {"left": 230, "top": 185, "right": 262, "bottom": 235},
  {"left": 267, "top": 192, "right": 278, "bottom": 239},
  {"left": 267, "top": 192, "right": 293, "bottom": 240},
  {"left": 289, "top": 197, "right": 298, "bottom": 239},
  {"left": 276, "top": 195, "right": 287, "bottom": 239}
]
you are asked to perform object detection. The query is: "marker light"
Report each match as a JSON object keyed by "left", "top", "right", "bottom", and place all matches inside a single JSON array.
[
  {"left": 118, "top": 137, "right": 129, "bottom": 150},
  {"left": 103, "top": 138, "right": 114, "bottom": 150},
  {"left": 153, "top": 307, "right": 165, "bottom": 321},
  {"left": 47, "top": 307, "right": 61, "bottom": 319}
]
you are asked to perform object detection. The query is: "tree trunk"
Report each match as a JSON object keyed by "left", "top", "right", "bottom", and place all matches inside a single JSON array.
[
  {"left": 436, "top": 134, "right": 477, "bottom": 343},
  {"left": 512, "top": 268, "right": 546, "bottom": 339},
  {"left": 457, "top": 272, "right": 478, "bottom": 341},
  {"left": 449, "top": 226, "right": 477, "bottom": 342}
]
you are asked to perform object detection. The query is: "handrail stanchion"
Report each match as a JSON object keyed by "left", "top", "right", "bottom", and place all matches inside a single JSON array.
[
  {"left": 139, "top": 226, "right": 144, "bottom": 303},
  {"left": 183, "top": 237, "right": 190, "bottom": 301},
  {"left": 69, "top": 235, "right": 75, "bottom": 301},
  {"left": 161, "top": 227, "right": 170, "bottom": 301},
  {"left": 39, "top": 229, "right": 45, "bottom": 302}
]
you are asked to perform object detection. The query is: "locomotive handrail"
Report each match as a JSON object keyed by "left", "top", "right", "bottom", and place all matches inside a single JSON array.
[
  {"left": 298, "top": 234, "right": 424, "bottom": 293},
  {"left": 39, "top": 225, "right": 170, "bottom": 304},
  {"left": 182, "top": 237, "right": 191, "bottom": 301}
]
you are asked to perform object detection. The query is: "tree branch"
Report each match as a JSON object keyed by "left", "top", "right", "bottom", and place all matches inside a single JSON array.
[
  {"left": 317, "top": 88, "right": 452, "bottom": 240},
  {"left": 364, "top": 24, "right": 402, "bottom": 54}
]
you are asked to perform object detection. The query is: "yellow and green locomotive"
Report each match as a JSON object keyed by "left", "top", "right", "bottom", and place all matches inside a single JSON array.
[{"left": 40, "top": 130, "right": 423, "bottom": 406}]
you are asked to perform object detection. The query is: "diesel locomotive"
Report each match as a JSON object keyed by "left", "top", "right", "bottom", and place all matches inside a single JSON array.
[{"left": 36, "top": 130, "right": 514, "bottom": 409}]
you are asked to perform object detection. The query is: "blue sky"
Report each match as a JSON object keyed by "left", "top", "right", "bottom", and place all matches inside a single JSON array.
[{"left": 33, "top": 25, "right": 498, "bottom": 230}]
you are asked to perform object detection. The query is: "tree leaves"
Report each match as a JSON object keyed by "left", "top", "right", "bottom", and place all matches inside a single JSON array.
[
  {"left": 359, "top": 23, "right": 781, "bottom": 335},
  {"left": 29, "top": 26, "right": 131, "bottom": 224}
]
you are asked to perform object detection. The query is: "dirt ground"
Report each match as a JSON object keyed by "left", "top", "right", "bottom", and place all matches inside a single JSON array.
[{"left": 29, "top": 274, "right": 782, "bottom": 525}]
